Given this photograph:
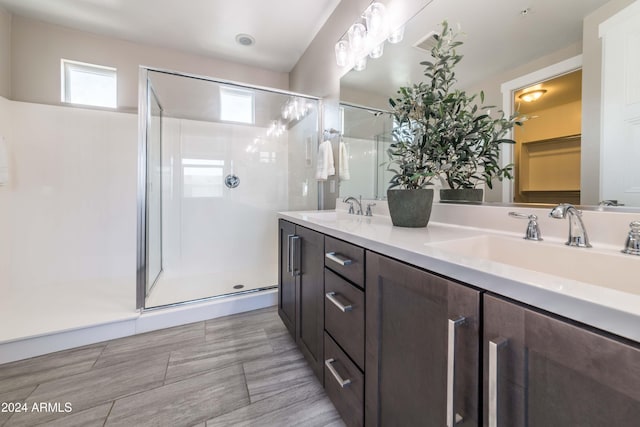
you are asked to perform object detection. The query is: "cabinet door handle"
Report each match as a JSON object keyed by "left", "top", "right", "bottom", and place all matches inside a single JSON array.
[
  {"left": 447, "top": 316, "right": 466, "bottom": 427},
  {"left": 489, "top": 337, "right": 509, "bottom": 427},
  {"left": 325, "top": 358, "right": 351, "bottom": 387},
  {"left": 325, "top": 252, "right": 353, "bottom": 266},
  {"left": 290, "top": 235, "right": 300, "bottom": 277},
  {"left": 287, "top": 234, "right": 295, "bottom": 275},
  {"left": 325, "top": 292, "right": 353, "bottom": 312}
]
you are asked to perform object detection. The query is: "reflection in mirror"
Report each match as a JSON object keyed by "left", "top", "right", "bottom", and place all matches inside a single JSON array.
[
  {"left": 339, "top": 0, "right": 640, "bottom": 208},
  {"left": 339, "top": 103, "right": 394, "bottom": 200},
  {"left": 513, "top": 70, "right": 582, "bottom": 205}
]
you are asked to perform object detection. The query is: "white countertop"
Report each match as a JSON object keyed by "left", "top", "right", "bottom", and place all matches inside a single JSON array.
[{"left": 279, "top": 209, "right": 640, "bottom": 343}]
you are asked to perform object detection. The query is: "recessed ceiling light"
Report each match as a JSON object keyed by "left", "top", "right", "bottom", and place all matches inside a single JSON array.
[
  {"left": 235, "top": 34, "right": 255, "bottom": 47},
  {"left": 519, "top": 89, "right": 547, "bottom": 102}
]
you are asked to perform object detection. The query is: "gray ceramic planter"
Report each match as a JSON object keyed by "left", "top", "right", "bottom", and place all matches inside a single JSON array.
[
  {"left": 440, "top": 188, "right": 484, "bottom": 203},
  {"left": 387, "top": 188, "right": 434, "bottom": 228}
]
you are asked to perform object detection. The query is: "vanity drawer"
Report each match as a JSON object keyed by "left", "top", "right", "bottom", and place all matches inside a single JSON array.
[
  {"left": 324, "top": 332, "right": 364, "bottom": 427},
  {"left": 324, "top": 236, "right": 365, "bottom": 288},
  {"left": 325, "top": 268, "right": 365, "bottom": 370}
]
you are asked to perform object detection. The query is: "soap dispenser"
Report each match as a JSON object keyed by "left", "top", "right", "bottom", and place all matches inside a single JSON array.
[{"left": 621, "top": 221, "right": 640, "bottom": 255}]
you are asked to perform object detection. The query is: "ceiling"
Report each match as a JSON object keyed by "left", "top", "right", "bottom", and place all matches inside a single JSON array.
[
  {"left": 0, "top": 0, "right": 610, "bottom": 92},
  {"left": 0, "top": 0, "right": 343, "bottom": 72}
]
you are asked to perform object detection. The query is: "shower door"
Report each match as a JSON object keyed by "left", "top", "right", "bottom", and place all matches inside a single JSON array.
[
  {"left": 137, "top": 67, "right": 320, "bottom": 308},
  {"left": 146, "top": 87, "right": 163, "bottom": 294}
]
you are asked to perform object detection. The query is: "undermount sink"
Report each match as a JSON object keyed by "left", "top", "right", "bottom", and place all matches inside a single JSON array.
[
  {"left": 301, "top": 211, "right": 339, "bottom": 221},
  {"left": 428, "top": 235, "right": 640, "bottom": 295}
]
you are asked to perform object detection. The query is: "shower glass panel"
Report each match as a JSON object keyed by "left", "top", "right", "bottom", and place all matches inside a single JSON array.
[
  {"left": 339, "top": 104, "right": 394, "bottom": 200},
  {"left": 146, "top": 87, "right": 163, "bottom": 295},
  {"left": 138, "top": 68, "right": 320, "bottom": 308}
]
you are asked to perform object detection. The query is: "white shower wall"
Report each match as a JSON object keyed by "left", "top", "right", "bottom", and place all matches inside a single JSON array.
[
  {"left": 0, "top": 98, "right": 138, "bottom": 342},
  {"left": 0, "top": 96, "right": 14, "bottom": 293},
  {"left": 338, "top": 137, "right": 377, "bottom": 199},
  {"left": 146, "top": 116, "right": 306, "bottom": 305}
]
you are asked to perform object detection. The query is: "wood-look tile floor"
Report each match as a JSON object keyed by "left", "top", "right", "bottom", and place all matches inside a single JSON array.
[{"left": 0, "top": 307, "right": 345, "bottom": 427}]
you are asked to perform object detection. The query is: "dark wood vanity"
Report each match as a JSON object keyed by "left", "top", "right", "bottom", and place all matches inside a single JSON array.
[{"left": 278, "top": 219, "right": 640, "bottom": 426}]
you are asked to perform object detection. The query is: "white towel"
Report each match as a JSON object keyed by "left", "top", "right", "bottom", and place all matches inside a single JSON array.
[
  {"left": 315, "top": 140, "right": 335, "bottom": 181},
  {"left": 0, "top": 136, "right": 9, "bottom": 186},
  {"left": 339, "top": 140, "right": 350, "bottom": 181}
]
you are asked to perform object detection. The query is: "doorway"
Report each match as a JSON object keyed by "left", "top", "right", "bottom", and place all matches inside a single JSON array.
[
  {"left": 513, "top": 70, "right": 582, "bottom": 204},
  {"left": 500, "top": 55, "right": 582, "bottom": 204}
]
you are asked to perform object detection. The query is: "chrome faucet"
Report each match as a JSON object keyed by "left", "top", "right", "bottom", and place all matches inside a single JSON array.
[
  {"left": 508, "top": 212, "right": 543, "bottom": 241},
  {"left": 549, "top": 204, "right": 592, "bottom": 248},
  {"left": 621, "top": 221, "right": 640, "bottom": 255},
  {"left": 343, "top": 195, "right": 362, "bottom": 215}
]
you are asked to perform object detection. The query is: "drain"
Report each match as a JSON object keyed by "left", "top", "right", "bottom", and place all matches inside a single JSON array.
[{"left": 233, "top": 284, "right": 244, "bottom": 290}]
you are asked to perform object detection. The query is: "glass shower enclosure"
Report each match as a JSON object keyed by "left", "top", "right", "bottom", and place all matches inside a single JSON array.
[{"left": 137, "top": 67, "right": 320, "bottom": 309}]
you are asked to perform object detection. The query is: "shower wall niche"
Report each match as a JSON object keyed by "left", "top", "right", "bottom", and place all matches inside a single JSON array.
[{"left": 138, "top": 69, "right": 320, "bottom": 308}]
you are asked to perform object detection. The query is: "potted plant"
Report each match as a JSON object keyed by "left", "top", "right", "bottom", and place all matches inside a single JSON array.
[
  {"left": 385, "top": 83, "right": 439, "bottom": 227},
  {"left": 387, "top": 21, "right": 519, "bottom": 212}
]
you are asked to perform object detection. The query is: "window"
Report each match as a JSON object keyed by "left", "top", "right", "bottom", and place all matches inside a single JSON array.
[
  {"left": 220, "top": 87, "right": 254, "bottom": 124},
  {"left": 61, "top": 59, "right": 117, "bottom": 108}
]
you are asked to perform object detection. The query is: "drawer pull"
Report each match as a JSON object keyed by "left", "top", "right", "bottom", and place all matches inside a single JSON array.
[
  {"left": 325, "top": 291, "right": 353, "bottom": 312},
  {"left": 447, "top": 316, "right": 466, "bottom": 427},
  {"left": 489, "top": 337, "right": 508, "bottom": 427},
  {"left": 325, "top": 252, "right": 353, "bottom": 266},
  {"left": 325, "top": 358, "right": 351, "bottom": 387}
]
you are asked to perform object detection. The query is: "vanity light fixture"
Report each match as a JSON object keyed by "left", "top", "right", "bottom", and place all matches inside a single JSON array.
[
  {"left": 519, "top": 89, "right": 547, "bottom": 102},
  {"left": 334, "top": 1, "right": 405, "bottom": 71}
]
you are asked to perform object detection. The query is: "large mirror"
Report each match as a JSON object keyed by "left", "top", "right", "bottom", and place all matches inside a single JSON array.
[{"left": 339, "top": 0, "right": 639, "bottom": 208}]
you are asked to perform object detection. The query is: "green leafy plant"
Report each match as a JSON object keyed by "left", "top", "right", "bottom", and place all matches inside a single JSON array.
[{"left": 387, "top": 21, "right": 520, "bottom": 190}]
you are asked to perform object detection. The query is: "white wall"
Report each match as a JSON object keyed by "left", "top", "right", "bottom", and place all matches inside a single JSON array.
[
  {"left": 10, "top": 15, "right": 289, "bottom": 110},
  {"left": 0, "top": 6, "right": 11, "bottom": 98},
  {"left": 0, "top": 100, "right": 137, "bottom": 304},
  {"left": 0, "top": 96, "right": 12, "bottom": 289}
]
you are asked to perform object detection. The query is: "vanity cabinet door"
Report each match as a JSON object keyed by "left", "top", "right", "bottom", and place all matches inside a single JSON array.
[
  {"left": 278, "top": 220, "right": 325, "bottom": 382},
  {"left": 278, "top": 219, "right": 296, "bottom": 337},
  {"left": 366, "top": 251, "right": 480, "bottom": 427},
  {"left": 295, "top": 225, "right": 325, "bottom": 382},
  {"left": 483, "top": 294, "right": 640, "bottom": 427}
]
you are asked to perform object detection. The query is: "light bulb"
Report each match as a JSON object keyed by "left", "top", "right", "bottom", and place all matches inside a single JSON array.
[
  {"left": 354, "top": 56, "right": 367, "bottom": 71},
  {"left": 364, "top": 3, "right": 387, "bottom": 38},
  {"left": 334, "top": 40, "right": 349, "bottom": 67},
  {"left": 348, "top": 23, "right": 367, "bottom": 55},
  {"left": 369, "top": 43, "right": 384, "bottom": 59},
  {"left": 388, "top": 26, "right": 404, "bottom": 44}
]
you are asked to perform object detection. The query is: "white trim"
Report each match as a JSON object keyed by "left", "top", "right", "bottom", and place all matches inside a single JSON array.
[
  {"left": 499, "top": 55, "right": 583, "bottom": 202},
  {"left": 599, "top": 0, "right": 640, "bottom": 37}
]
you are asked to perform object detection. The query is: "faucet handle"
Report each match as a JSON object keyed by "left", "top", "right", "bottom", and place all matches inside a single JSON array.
[
  {"left": 621, "top": 221, "right": 640, "bottom": 255},
  {"left": 365, "top": 203, "right": 376, "bottom": 217},
  {"left": 509, "top": 212, "right": 543, "bottom": 241},
  {"left": 346, "top": 201, "right": 354, "bottom": 214}
]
